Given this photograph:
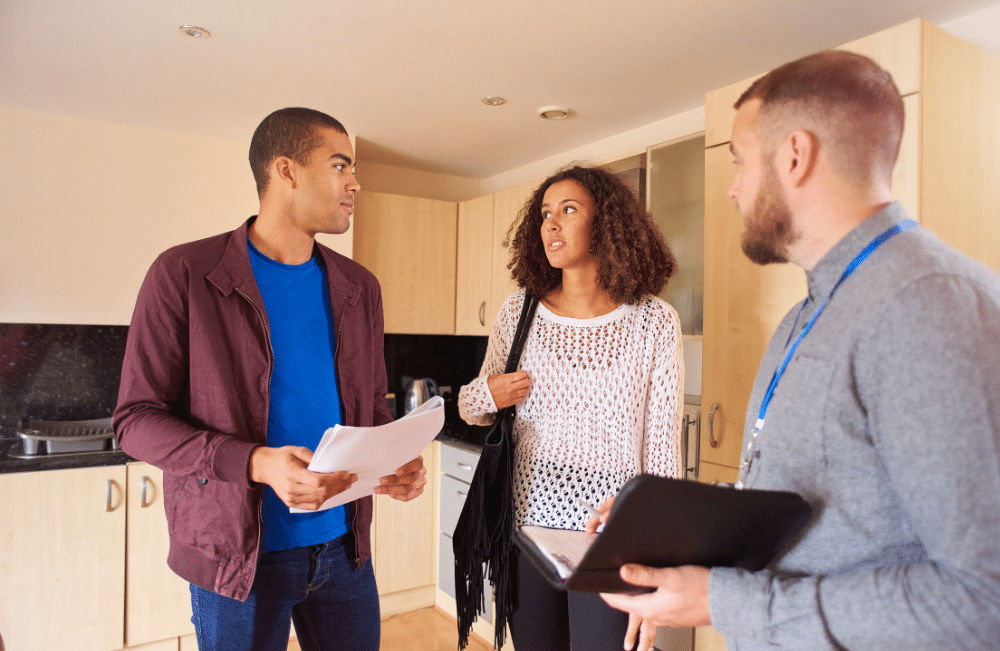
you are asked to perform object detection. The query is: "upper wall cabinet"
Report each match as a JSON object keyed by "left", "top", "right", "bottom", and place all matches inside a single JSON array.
[
  {"left": 455, "top": 180, "right": 538, "bottom": 336},
  {"left": 455, "top": 194, "right": 495, "bottom": 336},
  {"left": 704, "top": 19, "right": 923, "bottom": 148},
  {"left": 700, "top": 18, "right": 1000, "bottom": 472},
  {"left": 492, "top": 181, "right": 538, "bottom": 327},
  {"left": 353, "top": 191, "right": 458, "bottom": 335}
]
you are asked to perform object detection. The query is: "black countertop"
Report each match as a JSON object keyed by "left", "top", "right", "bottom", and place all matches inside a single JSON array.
[
  {"left": 434, "top": 420, "right": 485, "bottom": 452},
  {"left": 0, "top": 418, "right": 482, "bottom": 475}
]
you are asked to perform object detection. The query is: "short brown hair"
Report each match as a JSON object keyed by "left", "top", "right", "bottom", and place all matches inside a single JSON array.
[
  {"left": 507, "top": 165, "right": 676, "bottom": 303},
  {"left": 735, "top": 50, "right": 904, "bottom": 185},
  {"left": 249, "top": 108, "right": 348, "bottom": 196}
]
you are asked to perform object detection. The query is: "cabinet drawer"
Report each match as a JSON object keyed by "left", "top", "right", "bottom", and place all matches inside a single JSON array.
[
  {"left": 440, "top": 444, "right": 480, "bottom": 483},
  {"left": 439, "top": 531, "right": 492, "bottom": 623},
  {"left": 440, "top": 473, "right": 471, "bottom": 536}
]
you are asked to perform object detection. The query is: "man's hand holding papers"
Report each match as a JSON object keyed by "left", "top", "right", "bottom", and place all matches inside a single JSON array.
[
  {"left": 374, "top": 455, "right": 427, "bottom": 502},
  {"left": 290, "top": 396, "right": 445, "bottom": 513},
  {"left": 250, "top": 445, "right": 359, "bottom": 511}
]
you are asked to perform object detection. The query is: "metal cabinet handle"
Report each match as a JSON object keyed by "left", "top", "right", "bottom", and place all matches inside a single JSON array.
[
  {"left": 681, "top": 414, "right": 690, "bottom": 472},
  {"left": 707, "top": 402, "right": 721, "bottom": 448},
  {"left": 683, "top": 413, "right": 701, "bottom": 478},
  {"left": 479, "top": 301, "right": 486, "bottom": 326},
  {"left": 140, "top": 476, "right": 152, "bottom": 508},
  {"left": 457, "top": 490, "right": 468, "bottom": 497},
  {"left": 105, "top": 479, "right": 118, "bottom": 512},
  {"left": 457, "top": 463, "right": 473, "bottom": 471}
]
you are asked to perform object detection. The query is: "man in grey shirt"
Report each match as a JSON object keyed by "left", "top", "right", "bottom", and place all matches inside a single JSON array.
[{"left": 600, "top": 51, "right": 1000, "bottom": 649}]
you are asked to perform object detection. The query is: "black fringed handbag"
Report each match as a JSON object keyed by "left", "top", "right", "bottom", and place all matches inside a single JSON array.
[{"left": 453, "top": 292, "right": 539, "bottom": 650}]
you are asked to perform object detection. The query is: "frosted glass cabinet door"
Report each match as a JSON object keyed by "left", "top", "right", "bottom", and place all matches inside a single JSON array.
[{"left": 649, "top": 135, "right": 706, "bottom": 336}]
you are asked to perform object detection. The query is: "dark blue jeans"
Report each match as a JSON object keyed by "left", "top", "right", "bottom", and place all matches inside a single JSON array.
[{"left": 190, "top": 533, "right": 380, "bottom": 651}]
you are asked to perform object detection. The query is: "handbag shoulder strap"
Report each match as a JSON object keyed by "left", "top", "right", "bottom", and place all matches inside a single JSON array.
[{"left": 503, "top": 292, "right": 539, "bottom": 374}]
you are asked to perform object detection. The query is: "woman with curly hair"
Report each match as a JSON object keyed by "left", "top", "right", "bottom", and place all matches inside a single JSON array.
[{"left": 458, "top": 165, "right": 684, "bottom": 651}]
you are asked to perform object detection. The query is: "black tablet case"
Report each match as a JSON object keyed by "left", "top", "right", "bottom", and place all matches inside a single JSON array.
[{"left": 513, "top": 474, "right": 813, "bottom": 593}]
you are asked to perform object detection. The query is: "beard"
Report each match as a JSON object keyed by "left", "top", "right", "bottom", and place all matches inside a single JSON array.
[{"left": 740, "top": 164, "right": 798, "bottom": 265}]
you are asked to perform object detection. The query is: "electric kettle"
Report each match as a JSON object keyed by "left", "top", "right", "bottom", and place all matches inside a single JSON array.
[{"left": 403, "top": 377, "right": 438, "bottom": 414}]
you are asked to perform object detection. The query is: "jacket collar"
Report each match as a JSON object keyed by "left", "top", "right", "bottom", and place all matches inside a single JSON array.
[{"left": 206, "top": 217, "right": 361, "bottom": 308}]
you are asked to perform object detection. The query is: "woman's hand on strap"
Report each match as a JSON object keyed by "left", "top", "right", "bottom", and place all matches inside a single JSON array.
[{"left": 487, "top": 370, "right": 532, "bottom": 409}]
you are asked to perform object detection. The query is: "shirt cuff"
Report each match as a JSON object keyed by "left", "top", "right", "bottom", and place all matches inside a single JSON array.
[{"left": 709, "top": 567, "right": 770, "bottom": 643}]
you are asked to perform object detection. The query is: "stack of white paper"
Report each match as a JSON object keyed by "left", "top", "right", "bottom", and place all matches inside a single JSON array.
[{"left": 290, "top": 396, "right": 446, "bottom": 513}]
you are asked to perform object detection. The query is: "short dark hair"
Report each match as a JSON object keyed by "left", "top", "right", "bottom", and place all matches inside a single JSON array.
[
  {"left": 249, "top": 108, "right": 348, "bottom": 196},
  {"left": 507, "top": 165, "right": 676, "bottom": 303},
  {"left": 735, "top": 50, "right": 904, "bottom": 185}
]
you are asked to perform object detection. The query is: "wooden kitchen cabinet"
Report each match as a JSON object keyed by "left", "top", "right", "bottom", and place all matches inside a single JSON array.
[
  {"left": 454, "top": 179, "right": 538, "bottom": 335},
  {"left": 490, "top": 180, "right": 537, "bottom": 320},
  {"left": 700, "top": 144, "right": 806, "bottom": 470},
  {"left": 353, "top": 190, "right": 458, "bottom": 334},
  {"left": 704, "top": 20, "right": 922, "bottom": 148},
  {"left": 0, "top": 463, "right": 197, "bottom": 651},
  {"left": 373, "top": 442, "right": 439, "bottom": 617},
  {"left": 455, "top": 194, "right": 496, "bottom": 335},
  {"left": 125, "top": 463, "right": 194, "bottom": 646},
  {"left": 0, "top": 465, "right": 126, "bottom": 651},
  {"left": 694, "top": 625, "right": 728, "bottom": 651}
]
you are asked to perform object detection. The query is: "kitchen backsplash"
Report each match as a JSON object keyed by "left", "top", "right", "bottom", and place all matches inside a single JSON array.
[
  {"left": 0, "top": 324, "right": 129, "bottom": 438},
  {"left": 0, "top": 324, "right": 700, "bottom": 440},
  {"left": 0, "top": 324, "right": 489, "bottom": 438},
  {"left": 383, "top": 334, "right": 488, "bottom": 420}
]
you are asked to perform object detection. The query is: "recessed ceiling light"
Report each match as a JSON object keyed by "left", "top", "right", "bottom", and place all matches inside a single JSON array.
[
  {"left": 179, "top": 25, "right": 211, "bottom": 39},
  {"left": 482, "top": 96, "right": 506, "bottom": 106},
  {"left": 538, "top": 106, "right": 570, "bottom": 120}
]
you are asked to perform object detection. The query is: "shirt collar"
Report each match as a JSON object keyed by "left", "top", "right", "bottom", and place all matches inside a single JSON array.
[{"left": 805, "top": 201, "right": 911, "bottom": 301}]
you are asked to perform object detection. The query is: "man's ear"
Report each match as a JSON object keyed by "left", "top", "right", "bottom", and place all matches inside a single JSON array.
[
  {"left": 780, "top": 129, "right": 818, "bottom": 188},
  {"left": 272, "top": 156, "right": 296, "bottom": 189}
]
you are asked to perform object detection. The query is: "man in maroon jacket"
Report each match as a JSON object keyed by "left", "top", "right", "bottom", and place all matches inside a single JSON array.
[{"left": 115, "top": 108, "right": 426, "bottom": 651}]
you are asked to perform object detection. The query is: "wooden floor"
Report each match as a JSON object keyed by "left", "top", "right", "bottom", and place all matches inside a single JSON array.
[{"left": 287, "top": 607, "right": 493, "bottom": 651}]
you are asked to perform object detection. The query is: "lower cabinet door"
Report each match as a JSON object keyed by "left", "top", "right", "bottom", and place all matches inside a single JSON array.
[
  {"left": 125, "top": 463, "right": 195, "bottom": 646},
  {"left": 0, "top": 465, "right": 126, "bottom": 651},
  {"left": 373, "top": 443, "right": 438, "bottom": 605}
]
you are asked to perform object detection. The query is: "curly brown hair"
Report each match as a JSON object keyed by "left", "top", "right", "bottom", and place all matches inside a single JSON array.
[{"left": 506, "top": 165, "right": 676, "bottom": 303}]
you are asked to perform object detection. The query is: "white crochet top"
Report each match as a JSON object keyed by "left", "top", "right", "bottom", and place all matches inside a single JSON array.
[{"left": 459, "top": 290, "right": 684, "bottom": 531}]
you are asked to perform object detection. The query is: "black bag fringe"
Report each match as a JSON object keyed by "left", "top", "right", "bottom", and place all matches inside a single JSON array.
[{"left": 454, "top": 292, "right": 538, "bottom": 650}]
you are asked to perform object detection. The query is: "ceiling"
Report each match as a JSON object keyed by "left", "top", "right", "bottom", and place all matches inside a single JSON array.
[{"left": 2, "top": 1, "right": 999, "bottom": 180}]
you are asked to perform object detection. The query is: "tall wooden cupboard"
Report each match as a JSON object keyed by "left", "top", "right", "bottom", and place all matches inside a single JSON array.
[{"left": 697, "top": 16, "right": 999, "bottom": 649}]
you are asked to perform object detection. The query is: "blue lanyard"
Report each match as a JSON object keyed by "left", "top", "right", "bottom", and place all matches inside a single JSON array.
[{"left": 755, "top": 219, "right": 918, "bottom": 431}]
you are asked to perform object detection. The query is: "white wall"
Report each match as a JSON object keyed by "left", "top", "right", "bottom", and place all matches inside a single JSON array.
[
  {"left": 0, "top": 105, "right": 353, "bottom": 325},
  {"left": 0, "top": 99, "right": 705, "bottom": 327}
]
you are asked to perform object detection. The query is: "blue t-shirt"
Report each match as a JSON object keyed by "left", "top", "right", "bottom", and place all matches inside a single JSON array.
[{"left": 248, "top": 240, "right": 350, "bottom": 551}]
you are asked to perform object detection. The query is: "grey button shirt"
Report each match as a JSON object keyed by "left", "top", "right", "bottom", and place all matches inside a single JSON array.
[{"left": 709, "top": 203, "right": 1000, "bottom": 650}]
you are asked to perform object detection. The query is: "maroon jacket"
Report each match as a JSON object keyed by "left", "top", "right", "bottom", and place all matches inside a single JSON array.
[{"left": 114, "top": 218, "right": 393, "bottom": 601}]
